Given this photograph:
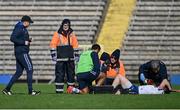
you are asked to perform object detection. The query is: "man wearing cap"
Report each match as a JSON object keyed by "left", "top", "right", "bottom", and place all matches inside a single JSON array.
[
  {"left": 2, "top": 15, "right": 40, "bottom": 95},
  {"left": 138, "top": 60, "right": 170, "bottom": 89}
]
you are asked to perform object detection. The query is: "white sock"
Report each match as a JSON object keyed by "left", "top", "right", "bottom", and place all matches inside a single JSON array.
[{"left": 72, "top": 87, "right": 80, "bottom": 93}]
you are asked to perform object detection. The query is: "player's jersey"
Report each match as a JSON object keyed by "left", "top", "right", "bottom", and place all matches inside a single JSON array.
[{"left": 138, "top": 85, "right": 164, "bottom": 94}]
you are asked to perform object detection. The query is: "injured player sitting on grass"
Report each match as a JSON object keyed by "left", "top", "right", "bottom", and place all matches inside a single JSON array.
[{"left": 67, "top": 73, "right": 172, "bottom": 94}]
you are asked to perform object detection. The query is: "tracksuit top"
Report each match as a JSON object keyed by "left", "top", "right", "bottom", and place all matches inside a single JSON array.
[{"left": 10, "top": 21, "right": 30, "bottom": 54}]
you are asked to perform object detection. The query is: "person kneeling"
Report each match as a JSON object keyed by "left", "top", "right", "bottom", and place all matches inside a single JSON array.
[{"left": 67, "top": 44, "right": 101, "bottom": 94}]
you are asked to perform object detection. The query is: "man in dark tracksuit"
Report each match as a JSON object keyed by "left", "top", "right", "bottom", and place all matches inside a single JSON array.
[
  {"left": 2, "top": 15, "right": 40, "bottom": 95},
  {"left": 138, "top": 60, "right": 169, "bottom": 86}
]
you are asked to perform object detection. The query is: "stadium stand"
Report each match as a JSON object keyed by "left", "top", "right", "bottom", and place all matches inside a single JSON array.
[
  {"left": 0, "top": 0, "right": 108, "bottom": 81},
  {"left": 97, "top": 0, "right": 136, "bottom": 54},
  {"left": 121, "top": 0, "right": 180, "bottom": 80}
]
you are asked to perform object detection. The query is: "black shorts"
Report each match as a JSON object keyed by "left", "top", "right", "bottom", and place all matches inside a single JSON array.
[
  {"left": 104, "top": 78, "right": 114, "bottom": 85},
  {"left": 76, "top": 72, "right": 97, "bottom": 90}
]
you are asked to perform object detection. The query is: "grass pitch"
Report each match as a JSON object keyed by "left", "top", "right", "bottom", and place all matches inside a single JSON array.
[{"left": 0, "top": 83, "right": 180, "bottom": 109}]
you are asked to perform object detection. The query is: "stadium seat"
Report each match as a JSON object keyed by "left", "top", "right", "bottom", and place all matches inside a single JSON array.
[
  {"left": 121, "top": 0, "right": 180, "bottom": 76},
  {"left": 0, "top": 0, "right": 108, "bottom": 81}
]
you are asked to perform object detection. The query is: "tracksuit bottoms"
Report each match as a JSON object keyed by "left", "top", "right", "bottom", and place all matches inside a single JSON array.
[{"left": 5, "top": 53, "right": 33, "bottom": 93}]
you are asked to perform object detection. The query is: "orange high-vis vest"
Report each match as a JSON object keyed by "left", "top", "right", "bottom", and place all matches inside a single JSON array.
[
  {"left": 50, "top": 32, "right": 78, "bottom": 49},
  {"left": 106, "top": 60, "right": 125, "bottom": 78}
]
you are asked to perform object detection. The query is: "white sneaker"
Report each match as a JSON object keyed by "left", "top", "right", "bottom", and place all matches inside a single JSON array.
[
  {"left": 29, "top": 90, "right": 41, "bottom": 95},
  {"left": 2, "top": 89, "right": 12, "bottom": 95}
]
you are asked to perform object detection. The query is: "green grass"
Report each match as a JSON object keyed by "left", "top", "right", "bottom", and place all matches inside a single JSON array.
[{"left": 0, "top": 83, "right": 180, "bottom": 109}]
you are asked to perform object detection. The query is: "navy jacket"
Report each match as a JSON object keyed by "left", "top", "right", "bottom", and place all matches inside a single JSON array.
[
  {"left": 90, "top": 51, "right": 100, "bottom": 77},
  {"left": 10, "top": 21, "right": 30, "bottom": 54},
  {"left": 138, "top": 60, "right": 168, "bottom": 85}
]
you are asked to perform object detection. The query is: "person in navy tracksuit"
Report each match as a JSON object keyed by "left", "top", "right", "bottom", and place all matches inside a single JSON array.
[
  {"left": 2, "top": 15, "right": 40, "bottom": 95},
  {"left": 138, "top": 60, "right": 172, "bottom": 93}
]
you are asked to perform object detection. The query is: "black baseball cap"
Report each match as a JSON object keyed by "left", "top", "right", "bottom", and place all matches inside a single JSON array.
[
  {"left": 21, "top": 15, "right": 33, "bottom": 23},
  {"left": 111, "top": 49, "right": 120, "bottom": 60}
]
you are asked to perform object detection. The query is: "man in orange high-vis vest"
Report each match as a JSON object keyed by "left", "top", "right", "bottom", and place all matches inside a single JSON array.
[
  {"left": 50, "top": 19, "right": 78, "bottom": 93},
  {"left": 96, "top": 49, "right": 126, "bottom": 86}
]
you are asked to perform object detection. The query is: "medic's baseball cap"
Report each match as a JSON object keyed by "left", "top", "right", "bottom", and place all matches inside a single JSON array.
[{"left": 21, "top": 15, "right": 34, "bottom": 23}]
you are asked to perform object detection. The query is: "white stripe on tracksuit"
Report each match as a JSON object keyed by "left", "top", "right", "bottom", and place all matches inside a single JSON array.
[{"left": 24, "top": 54, "right": 32, "bottom": 71}]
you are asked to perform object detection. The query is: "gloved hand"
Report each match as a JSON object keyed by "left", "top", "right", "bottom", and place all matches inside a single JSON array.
[
  {"left": 101, "top": 63, "right": 109, "bottom": 73},
  {"left": 140, "top": 73, "right": 147, "bottom": 84},
  {"left": 50, "top": 49, "right": 57, "bottom": 62},
  {"left": 74, "top": 48, "right": 80, "bottom": 62}
]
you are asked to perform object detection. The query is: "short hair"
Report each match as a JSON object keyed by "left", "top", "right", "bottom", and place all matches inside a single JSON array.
[
  {"left": 91, "top": 44, "right": 101, "bottom": 51},
  {"left": 150, "top": 60, "right": 160, "bottom": 73}
]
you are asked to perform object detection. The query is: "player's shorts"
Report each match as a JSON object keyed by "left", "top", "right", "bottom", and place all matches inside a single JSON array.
[
  {"left": 76, "top": 72, "right": 97, "bottom": 90},
  {"left": 104, "top": 78, "right": 114, "bottom": 85},
  {"left": 122, "top": 85, "right": 139, "bottom": 94}
]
